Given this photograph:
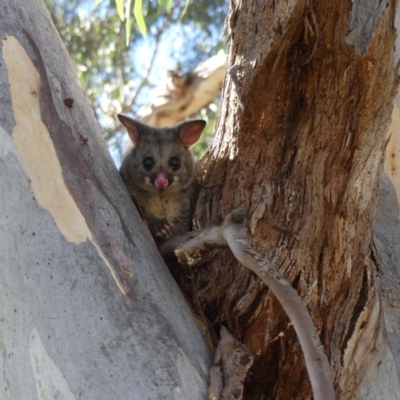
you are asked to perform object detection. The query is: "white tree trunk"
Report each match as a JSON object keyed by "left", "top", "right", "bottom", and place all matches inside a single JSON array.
[{"left": 0, "top": 1, "right": 211, "bottom": 399}]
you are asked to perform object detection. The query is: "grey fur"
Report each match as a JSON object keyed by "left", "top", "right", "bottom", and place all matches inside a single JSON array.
[{"left": 119, "top": 115, "right": 206, "bottom": 242}]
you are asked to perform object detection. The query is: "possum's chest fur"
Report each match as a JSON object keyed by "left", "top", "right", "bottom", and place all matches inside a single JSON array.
[
  {"left": 146, "top": 192, "right": 187, "bottom": 220},
  {"left": 139, "top": 186, "right": 194, "bottom": 231}
]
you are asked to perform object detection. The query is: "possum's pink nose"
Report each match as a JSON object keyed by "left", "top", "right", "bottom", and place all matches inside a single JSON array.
[{"left": 155, "top": 170, "right": 169, "bottom": 191}]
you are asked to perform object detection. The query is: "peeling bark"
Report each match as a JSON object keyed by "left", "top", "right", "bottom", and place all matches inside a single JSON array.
[{"left": 26, "top": 33, "right": 137, "bottom": 295}]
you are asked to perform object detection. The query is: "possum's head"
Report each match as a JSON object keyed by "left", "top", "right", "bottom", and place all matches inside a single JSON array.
[{"left": 118, "top": 115, "right": 205, "bottom": 193}]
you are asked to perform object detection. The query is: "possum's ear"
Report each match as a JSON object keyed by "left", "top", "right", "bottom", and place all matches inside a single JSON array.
[
  {"left": 118, "top": 114, "right": 150, "bottom": 146},
  {"left": 177, "top": 120, "right": 206, "bottom": 147}
]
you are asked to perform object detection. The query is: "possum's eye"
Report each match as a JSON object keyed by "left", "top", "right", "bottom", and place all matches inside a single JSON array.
[
  {"left": 143, "top": 156, "right": 155, "bottom": 171},
  {"left": 169, "top": 156, "right": 181, "bottom": 171}
]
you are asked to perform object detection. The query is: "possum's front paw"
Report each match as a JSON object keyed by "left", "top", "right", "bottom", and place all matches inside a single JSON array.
[{"left": 153, "top": 219, "right": 174, "bottom": 242}]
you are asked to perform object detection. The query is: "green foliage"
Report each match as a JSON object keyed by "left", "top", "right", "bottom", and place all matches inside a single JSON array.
[
  {"left": 158, "top": 0, "right": 173, "bottom": 10},
  {"left": 45, "top": 0, "right": 228, "bottom": 162},
  {"left": 115, "top": 0, "right": 124, "bottom": 19},
  {"left": 133, "top": 0, "right": 147, "bottom": 37}
]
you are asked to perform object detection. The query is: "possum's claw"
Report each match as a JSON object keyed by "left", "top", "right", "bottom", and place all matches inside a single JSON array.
[{"left": 154, "top": 220, "right": 174, "bottom": 241}]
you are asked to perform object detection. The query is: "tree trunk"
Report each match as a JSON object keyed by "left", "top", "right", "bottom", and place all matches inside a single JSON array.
[
  {"left": 173, "top": 1, "right": 400, "bottom": 399},
  {"left": 0, "top": 1, "right": 211, "bottom": 399}
]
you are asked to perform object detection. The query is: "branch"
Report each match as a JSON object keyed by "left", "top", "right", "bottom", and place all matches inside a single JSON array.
[
  {"left": 159, "top": 209, "right": 336, "bottom": 400},
  {"left": 137, "top": 52, "right": 226, "bottom": 127},
  {"left": 208, "top": 326, "right": 253, "bottom": 400}
]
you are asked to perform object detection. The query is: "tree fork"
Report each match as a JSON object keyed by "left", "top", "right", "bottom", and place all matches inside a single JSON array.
[{"left": 160, "top": 209, "right": 336, "bottom": 400}]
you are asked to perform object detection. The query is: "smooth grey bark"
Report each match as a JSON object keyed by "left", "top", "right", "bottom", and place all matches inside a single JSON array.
[
  {"left": 359, "top": 174, "right": 400, "bottom": 400},
  {"left": 352, "top": 6, "right": 400, "bottom": 397},
  {"left": 0, "top": 1, "right": 211, "bottom": 399}
]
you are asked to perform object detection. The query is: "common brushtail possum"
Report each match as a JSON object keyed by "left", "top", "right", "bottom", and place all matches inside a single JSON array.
[{"left": 118, "top": 114, "right": 206, "bottom": 243}]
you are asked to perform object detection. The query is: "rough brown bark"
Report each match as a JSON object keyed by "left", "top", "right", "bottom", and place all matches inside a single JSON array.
[
  {"left": 171, "top": 1, "right": 399, "bottom": 399},
  {"left": 161, "top": 209, "right": 335, "bottom": 399}
]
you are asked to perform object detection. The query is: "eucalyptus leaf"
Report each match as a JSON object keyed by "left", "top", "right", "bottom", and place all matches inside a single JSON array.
[
  {"left": 158, "top": 0, "right": 173, "bottom": 10},
  {"left": 115, "top": 0, "right": 124, "bottom": 20},
  {"left": 181, "top": 0, "right": 190, "bottom": 17},
  {"left": 134, "top": 0, "right": 147, "bottom": 36}
]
